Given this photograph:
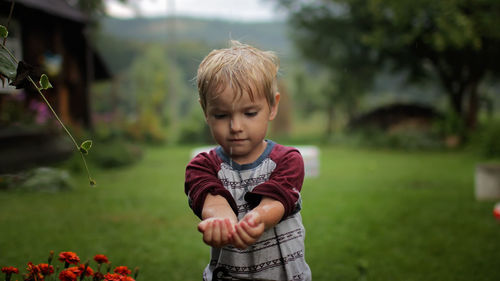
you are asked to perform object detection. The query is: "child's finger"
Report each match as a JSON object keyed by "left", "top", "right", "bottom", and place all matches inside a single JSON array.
[
  {"left": 231, "top": 224, "right": 248, "bottom": 249},
  {"left": 224, "top": 218, "right": 234, "bottom": 237},
  {"left": 236, "top": 221, "right": 255, "bottom": 246},
  {"left": 202, "top": 221, "right": 214, "bottom": 245},
  {"left": 243, "top": 212, "right": 261, "bottom": 227},
  {"left": 220, "top": 220, "right": 229, "bottom": 244},
  {"left": 212, "top": 220, "right": 222, "bottom": 246},
  {"left": 198, "top": 220, "right": 209, "bottom": 233},
  {"left": 240, "top": 219, "right": 264, "bottom": 239}
]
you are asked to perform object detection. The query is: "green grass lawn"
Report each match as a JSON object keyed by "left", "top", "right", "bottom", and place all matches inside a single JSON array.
[{"left": 0, "top": 145, "right": 499, "bottom": 280}]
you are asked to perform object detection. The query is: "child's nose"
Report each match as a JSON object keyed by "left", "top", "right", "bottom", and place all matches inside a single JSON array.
[{"left": 230, "top": 117, "right": 243, "bottom": 132}]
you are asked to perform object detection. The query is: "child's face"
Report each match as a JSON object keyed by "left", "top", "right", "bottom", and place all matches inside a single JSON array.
[{"left": 204, "top": 87, "right": 279, "bottom": 165}]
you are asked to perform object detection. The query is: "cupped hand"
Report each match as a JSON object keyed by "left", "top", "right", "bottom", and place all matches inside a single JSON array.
[
  {"left": 231, "top": 212, "right": 265, "bottom": 249},
  {"left": 198, "top": 217, "right": 235, "bottom": 248}
]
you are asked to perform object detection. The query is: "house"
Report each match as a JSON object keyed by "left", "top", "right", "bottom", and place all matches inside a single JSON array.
[
  {"left": 348, "top": 103, "right": 442, "bottom": 133},
  {"left": 0, "top": 0, "right": 110, "bottom": 172}
]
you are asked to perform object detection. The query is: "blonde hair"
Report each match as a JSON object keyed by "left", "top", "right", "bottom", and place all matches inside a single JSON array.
[{"left": 197, "top": 40, "right": 279, "bottom": 112}]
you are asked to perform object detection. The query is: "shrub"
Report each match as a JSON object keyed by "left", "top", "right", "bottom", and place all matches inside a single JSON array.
[
  {"left": 123, "top": 111, "right": 167, "bottom": 144},
  {"left": 177, "top": 112, "right": 213, "bottom": 144},
  {"left": 433, "top": 110, "right": 466, "bottom": 138},
  {"left": 89, "top": 140, "right": 143, "bottom": 169},
  {"left": 476, "top": 121, "right": 500, "bottom": 159},
  {"left": 345, "top": 128, "right": 443, "bottom": 150}
]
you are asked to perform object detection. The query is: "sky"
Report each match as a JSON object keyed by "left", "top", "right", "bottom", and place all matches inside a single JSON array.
[{"left": 104, "top": 0, "right": 286, "bottom": 22}]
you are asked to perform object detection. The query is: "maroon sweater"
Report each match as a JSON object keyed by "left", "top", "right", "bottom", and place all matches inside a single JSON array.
[{"left": 185, "top": 141, "right": 311, "bottom": 281}]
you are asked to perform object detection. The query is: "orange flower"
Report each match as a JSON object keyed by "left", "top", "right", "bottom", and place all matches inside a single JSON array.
[
  {"left": 1, "top": 266, "right": 19, "bottom": 281},
  {"left": 26, "top": 262, "right": 43, "bottom": 280},
  {"left": 78, "top": 264, "right": 94, "bottom": 277},
  {"left": 38, "top": 263, "right": 54, "bottom": 276},
  {"left": 66, "top": 266, "right": 82, "bottom": 276},
  {"left": 58, "top": 252, "right": 80, "bottom": 266},
  {"left": 93, "top": 272, "right": 105, "bottom": 281},
  {"left": 93, "top": 254, "right": 110, "bottom": 264},
  {"left": 104, "top": 273, "right": 136, "bottom": 281},
  {"left": 1, "top": 266, "right": 19, "bottom": 274},
  {"left": 113, "top": 266, "right": 131, "bottom": 276},
  {"left": 59, "top": 268, "right": 78, "bottom": 281},
  {"left": 103, "top": 273, "right": 123, "bottom": 281}
]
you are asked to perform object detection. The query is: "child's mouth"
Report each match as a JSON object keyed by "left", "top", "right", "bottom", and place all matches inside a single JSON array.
[{"left": 229, "top": 139, "right": 246, "bottom": 143}]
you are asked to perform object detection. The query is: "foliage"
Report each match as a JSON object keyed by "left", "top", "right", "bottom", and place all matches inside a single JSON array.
[
  {"left": 123, "top": 113, "right": 166, "bottom": 144},
  {"left": 62, "top": 125, "right": 143, "bottom": 170},
  {"left": 1, "top": 251, "right": 138, "bottom": 281},
  {"left": 120, "top": 44, "right": 174, "bottom": 144},
  {"left": 0, "top": 41, "right": 16, "bottom": 81},
  {"left": 474, "top": 120, "right": 500, "bottom": 159},
  {"left": 279, "top": 0, "right": 500, "bottom": 129},
  {"left": 0, "top": 20, "right": 95, "bottom": 186},
  {"left": 433, "top": 110, "right": 466, "bottom": 138},
  {"left": 0, "top": 91, "right": 46, "bottom": 127},
  {"left": 1, "top": 146, "right": 499, "bottom": 280},
  {"left": 88, "top": 139, "right": 142, "bottom": 169},
  {"left": 340, "top": 128, "right": 444, "bottom": 151},
  {"left": 177, "top": 110, "right": 213, "bottom": 144}
]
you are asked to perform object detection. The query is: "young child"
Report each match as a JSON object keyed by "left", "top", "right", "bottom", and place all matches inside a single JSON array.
[{"left": 185, "top": 41, "right": 311, "bottom": 281}]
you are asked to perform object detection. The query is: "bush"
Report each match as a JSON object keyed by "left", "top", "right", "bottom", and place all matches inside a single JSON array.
[
  {"left": 89, "top": 139, "right": 143, "bottom": 169},
  {"left": 345, "top": 128, "right": 443, "bottom": 150},
  {"left": 476, "top": 121, "right": 500, "bottom": 159},
  {"left": 123, "top": 111, "right": 167, "bottom": 144},
  {"left": 177, "top": 112, "right": 212, "bottom": 144},
  {"left": 433, "top": 110, "right": 466, "bottom": 138}
]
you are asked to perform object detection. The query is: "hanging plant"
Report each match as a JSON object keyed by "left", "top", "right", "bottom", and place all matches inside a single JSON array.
[{"left": 0, "top": 7, "right": 96, "bottom": 186}]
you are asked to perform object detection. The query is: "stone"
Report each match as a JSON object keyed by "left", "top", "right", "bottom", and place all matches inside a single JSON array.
[{"left": 475, "top": 164, "right": 500, "bottom": 200}]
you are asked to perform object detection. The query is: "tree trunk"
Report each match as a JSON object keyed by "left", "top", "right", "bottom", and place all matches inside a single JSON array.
[
  {"left": 325, "top": 102, "right": 335, "bottom": 138},
  {"left": 465, "top": 80, "right": 480, "bottom": 130},
  {"left": 449, "top": 91, "right": 463, "bottom": 117}
]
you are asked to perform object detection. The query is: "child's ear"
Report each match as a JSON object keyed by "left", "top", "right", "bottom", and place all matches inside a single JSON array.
[{"left": 269, "top": 92, "right": 280, "bottom": 121}]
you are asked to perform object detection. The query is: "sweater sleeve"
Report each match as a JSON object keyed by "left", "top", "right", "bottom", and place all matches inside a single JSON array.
[
  {"left": 245, "top": 147, "right": 304, "bottom": 219},
  {"left": 184, "top": 151, "right": 238, "bottom": 219}
]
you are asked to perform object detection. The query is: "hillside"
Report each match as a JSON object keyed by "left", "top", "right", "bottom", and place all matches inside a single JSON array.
[{"left": 99, "top": 16, "right": 293, "bottom": 56}]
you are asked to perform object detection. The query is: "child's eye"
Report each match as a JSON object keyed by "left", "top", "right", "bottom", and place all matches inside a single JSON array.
[
  {"left": 245, "top": 112, "right": 258, "bottom": 117},
  {"left": 213, "top": 114, "right": 227, "bottom": 119}
]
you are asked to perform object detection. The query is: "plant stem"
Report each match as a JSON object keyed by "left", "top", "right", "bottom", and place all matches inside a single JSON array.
[
  {"left": 26, "top": 76, "right": 95, "bottom": 185},
  {"left": 0, "top": 44, "right": 95, "bottom": 185},
  {"left": 27, "top": 76, "right": 79, "bottom": 149},
  {"left": 2, "top": 1, "right": 15, "bottom": 46}
]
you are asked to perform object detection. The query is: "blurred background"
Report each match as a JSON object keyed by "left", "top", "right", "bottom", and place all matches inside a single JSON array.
[{"left": 0, "top": 0, "right": 499, "bottom": 280}]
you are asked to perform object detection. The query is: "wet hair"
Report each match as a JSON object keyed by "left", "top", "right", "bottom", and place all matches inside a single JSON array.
[{"left": 196, "top": 40, "right": 279, "bottom": 112}]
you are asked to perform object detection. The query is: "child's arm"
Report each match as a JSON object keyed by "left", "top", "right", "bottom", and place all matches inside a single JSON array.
[
  {"left": 198, "top": 194, "right": 238, "bottom": 248},
  {"left": 231, "top": 196, "right": 285, "bottom": 249},
  {"left": 230, "top": 147, "right": 304, "bottom": 249}
]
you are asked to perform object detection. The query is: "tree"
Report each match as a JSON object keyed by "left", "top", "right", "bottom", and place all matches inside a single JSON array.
[
  {"left": 74, "top": 0, "right": 131, "bottom": 16},
  {"left": 279, "top": 0, "right": 500, "bottom": 130},
  {"left": 279, "top": 1, "right": 379, "bottom": 137}
]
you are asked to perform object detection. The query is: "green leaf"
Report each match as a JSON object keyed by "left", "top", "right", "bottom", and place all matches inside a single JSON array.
[
  {"left": 0, "top": 25, "right": 8, "bottom": 38},
  {"left": 0, "top": 47, "right": 17, "bottom": 81},
  {"left": 79, "top": 140, "right": 92, "bottom": 154},
  {"left": 39, "top": 74, "right": 52, "bottom": 90},
  {"left": 90, "top": 179, "right": 96, "bottom": 186}
]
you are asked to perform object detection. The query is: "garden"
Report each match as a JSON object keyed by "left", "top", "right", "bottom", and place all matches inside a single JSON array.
[
  {"left": 1, "top": 145, "right": 499, "bottom": 280},
  {"left": 1, "top": 0, "right": 500, "bottom": 280}
]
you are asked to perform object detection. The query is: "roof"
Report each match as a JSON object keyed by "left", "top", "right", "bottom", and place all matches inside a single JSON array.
[
  {"left": 6, "top": 0, "right": 88, "bottom": 23},
  {"left": 348, "top": 103, "right": 442, "bottom": 131}
]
